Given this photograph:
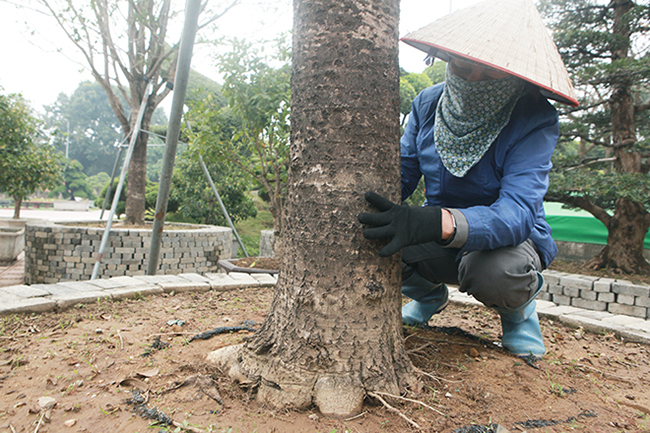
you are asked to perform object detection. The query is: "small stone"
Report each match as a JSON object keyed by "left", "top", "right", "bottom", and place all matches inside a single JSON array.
[
  {"left": 64, "top": 419, "right": 77, "bottom": 427},
  {"left": 95, "top": 328, "right": 103, "bottom": 334},
  {"left": 469, "top": 348, "right": 480, "bottom": 357},
  {"left": 445, "top": 392, "right": 453, "bottom": 398},
  {"left": 37, "top": 396, "right": 57, "bottom": 410},
  {"left": 626, "top": 395, "right": 635, "bottom": 400},
  {"left": 308, "top": 413, "right": 319, "bottom": 421}
]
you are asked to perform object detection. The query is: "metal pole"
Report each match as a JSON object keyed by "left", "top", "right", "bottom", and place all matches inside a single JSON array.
[
  {"left": 91, "top": 81, "right": 154, "bottom": 280},
  {"left": 199, "top": 154, "right": 249, "bottom": 258},
  {"left": 147, "top": 0, "right": 202, "bottom": 275},
  {"left": 100, "top": 144, "right": 125, "bottom": 220}
]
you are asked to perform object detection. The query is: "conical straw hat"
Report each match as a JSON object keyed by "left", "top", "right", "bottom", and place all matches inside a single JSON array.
[{"left": 401, "top": 0, "right": 578, "bottom": 106}]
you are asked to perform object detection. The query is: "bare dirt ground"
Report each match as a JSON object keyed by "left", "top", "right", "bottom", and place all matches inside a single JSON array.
[{"left": 1, "top": 285, "right": 649, "bottom": 433}]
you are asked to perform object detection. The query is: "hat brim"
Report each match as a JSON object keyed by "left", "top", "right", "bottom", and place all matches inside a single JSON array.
[{"left": 402, "top": 38, "right": 579, "bottom": 107}]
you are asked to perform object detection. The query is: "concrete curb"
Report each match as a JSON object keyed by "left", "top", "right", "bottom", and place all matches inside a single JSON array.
[{"left": 0, "top": 272, "right": 648, "bottom": 346}]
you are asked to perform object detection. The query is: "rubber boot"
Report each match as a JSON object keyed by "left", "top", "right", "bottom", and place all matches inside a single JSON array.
[
  {"left": 401, "top": 270, "right": 449, "bottom": 326},
  {"left": 495, "top": 272, "right": 546, "bottom": 357}
]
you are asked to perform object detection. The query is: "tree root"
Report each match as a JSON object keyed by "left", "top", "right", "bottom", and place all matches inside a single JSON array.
[{"left": 367, "top": 391, "right": 421, "bottom": 430}]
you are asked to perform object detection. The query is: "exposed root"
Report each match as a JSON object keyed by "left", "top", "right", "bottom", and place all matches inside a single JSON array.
[
  {"left": 368, "top": 391, "right": 421, "bottom": 430},
  {"left": 371, "top": 390, "right": 446, "bottom": 416}
]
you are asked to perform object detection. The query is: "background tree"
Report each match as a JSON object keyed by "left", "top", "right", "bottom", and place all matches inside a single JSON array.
[
  {"left": 541, "top": 0, "right": 650, "bottom": 274},
  {"left": 48, "top": 159, "right": 96, "bottom": 201},
  {"left": 186, "top": 38, "right": 290, "bottom": 236},
  {"left": 33, "top": 0, "right": 236, "bottom": 225},
  {"left": 170, "top": 149, "right": 257, "bottom": 226},
  {"left": 208, "top": 0, "right": 414, "bottom": 418},
  {"left": 0, "top": 91, "right": 63, "bottom": 218},
  {"left": 44, "top": 81, "right": 168, "bottom": 178}
]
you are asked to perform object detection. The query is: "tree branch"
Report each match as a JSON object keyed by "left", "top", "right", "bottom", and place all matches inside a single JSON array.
[{"left": 545, "top": 194, "right": 612, "bottom": 227}]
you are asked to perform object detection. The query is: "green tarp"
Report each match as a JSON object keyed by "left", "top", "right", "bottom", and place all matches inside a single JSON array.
[{"left": 544, "top": 202, "right": 650, "bottom": 249}]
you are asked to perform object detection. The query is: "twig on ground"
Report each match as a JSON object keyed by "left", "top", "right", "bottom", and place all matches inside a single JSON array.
[
  {"left": 344, "top": 411, "right": 368, "bottom": 421},
  {"left": 115, "top": 327, "right": 124, "bottom": 350},
  {"left": 171, "top": 420, "right": 204, "bottom": 433},
  {"left": 372, "top": 391, "right": 446, "bottom": 416},
  {"left": 9, "top": 423, "right": 16, "bottom": 433},
  {"left": 575, "top": 363, "right": 632, "bottom": 383},
  {"left": 368, "top": 392, "right": 421, "bottom": 430},
  {"left": 413, "top": 367, "right": 442, "bottom": 384},
  {"left": 407, "top": 342, "right": 435, "bottom": 354},
  {"left": 33, "top": 412, "right": 45, "bottom": 433}
]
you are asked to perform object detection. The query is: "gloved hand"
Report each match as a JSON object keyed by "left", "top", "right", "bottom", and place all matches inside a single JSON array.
[{"left": 358, "top": 191, "right": 442, "bottom": 257}]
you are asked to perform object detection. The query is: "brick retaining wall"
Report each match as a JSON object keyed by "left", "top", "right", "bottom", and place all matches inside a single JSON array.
[
  {"left": 540, "top": 270, "right": 650, "bottom": 319},
  {"left": 24, "top": 221, "right": 232, "bottom": 284}
]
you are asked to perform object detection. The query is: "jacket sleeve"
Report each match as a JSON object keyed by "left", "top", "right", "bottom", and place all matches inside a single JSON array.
[{"left": 457, "top": 104, "right": 559, "bottom": 254}]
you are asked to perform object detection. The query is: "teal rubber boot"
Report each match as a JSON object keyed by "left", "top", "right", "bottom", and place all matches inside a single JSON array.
[
  {"left": 401, "top": 270, "right": 449, "bottom": 326},
  {"left": 495, "top": 272, "right": 546, "bottom": 357}
]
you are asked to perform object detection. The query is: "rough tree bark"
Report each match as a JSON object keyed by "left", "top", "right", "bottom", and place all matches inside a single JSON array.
[{"left": 208, "top": 0, "right": 417, "bottom": 418}]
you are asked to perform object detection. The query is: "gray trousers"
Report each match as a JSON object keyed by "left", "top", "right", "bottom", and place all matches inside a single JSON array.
[{"left": 402, "top": 239, "right": 543, "bottom": 310}]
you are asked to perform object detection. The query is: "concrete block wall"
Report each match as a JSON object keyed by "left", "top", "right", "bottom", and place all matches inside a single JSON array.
[
  {"left": 259, "top": 230, "right": 275, "bottom": 258},
  {"left": 540, "top": 270, "right": 650, "bottom": 319},
  {"left": 24, "top": 221, "right": 232, "bottom": 284}
]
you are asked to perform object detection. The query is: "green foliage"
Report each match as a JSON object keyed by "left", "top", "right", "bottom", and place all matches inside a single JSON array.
[
  {"left": 399, "top": 72, "right": 433, "bottom": 123},
  {"left": 0, "top": 91, "right": 63, "bottom": 213},
  {"left": 43, "top": 81, "right": 123, "bottom": 176},
  {"left": 185, "top": 37, "right": 291, "bottom": 233},
  {"left": 170, "top": 150, "right": 257, "bottom": 226},
  {"left": 95, "top": 176, "right": 160, "bottom": 217},
  {"left": 49, "top": 159, "right": 96, "bottom": 200},
  {"left": 233, "top": 194, "right": 274, "bottom": 257},
  {"left": 424, "top": 61, "right": 447, "bottom": 85},
  {"left": 541, "top": 0, "right": 650, "bottom": 211},
  {"left": 87, "top": 172, "right": 111, "bottom": 197}
]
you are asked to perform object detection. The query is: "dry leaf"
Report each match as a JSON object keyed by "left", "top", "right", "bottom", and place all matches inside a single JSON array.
[
  {"left": 118, "top": 377, "right": 149, "bottom": 392},
  {"left": 136, "top": 368, "right": 160, "bottom": 378}
]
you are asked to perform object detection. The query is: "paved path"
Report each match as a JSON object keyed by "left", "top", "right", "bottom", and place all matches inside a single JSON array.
[
  {"left": 1, "top": 208, "right": 648, "bottom": 345},
  {"left": 0, "top": 266, "right": 648, "bottom": 346}
]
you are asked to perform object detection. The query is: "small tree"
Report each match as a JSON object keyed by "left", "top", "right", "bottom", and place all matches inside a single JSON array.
[
  {"left": 0, "top": 91, "right": 63, "bottom": 218},
  {"left": 170, "top": 149, "right": 257, "bottom": 226},
  {"left": 542, "top": 0, "right": 650, "bottom": 274},
  {"left": 49, "top": 159, "right": 96, "bottom": 201},
  {"left": 186, "top": 38, "right": 290, "bottom": 236}
]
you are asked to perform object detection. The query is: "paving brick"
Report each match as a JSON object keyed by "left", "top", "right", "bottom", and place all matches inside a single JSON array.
[
  {"left": 563, "top": 286, "right": 580, "bottom": 297},
  {"left": 106, "top": 286, "right": 164, "bottom": 300},
  {"left": 53, "top": 291, "right": 111, "bottom": 309},
  {"left": 250, "top": 273, "right": 278, "bottom": 286},
  {"left": 0, "top": 291, "right": 21, "bottom": 303},
  {"left": 558, "top": 315, "right": 611, "bottom": 335},
  {"left": 0, "top": 297, "right": 56, "bottom": 316},
  {"left": 612, "top": 281, "right": 650, "bottom": 298},
  {"left": 598, "top": 292, "right": 616, "bottom": 303},
  {"left": 30, "top": 283, "right": 82, "bottom": 296},
  {"left": 617, "top": 294, "right": 636, "bottom": 306},
  {"left": 537, "top": 305, "right": 582, "bottom": 317},
  {"left": 579, "top": 289, "right": 598, "bottom": 301},
  {"left": 552, "top": 294, "right": 571, "bottom": 306},
  {"left": 617, "top": 328, "right": 650, "bottom": 345},
  {"left": 227, "top": 272, "right": 261, "bottom": 287},
  {"left": 635, "top": 296, "right": 650, "bottom": 308},
  {"left": 204, "top": 273, "right": 254, "bottom": 290},
  {"left": 1, "top": 285, "right": 50, "bottom": 298},
  {"left": 602, "top": 312, "right": 646, "bottom": 326},
  {"left": 560, "top": 275, "right": 597, "bottom": 290},
  {"left": 547, "top": 285, "right": 563, "bottom": 295},
  {"left": 572, "top": 298, "right": 607, "bottom": 311}
]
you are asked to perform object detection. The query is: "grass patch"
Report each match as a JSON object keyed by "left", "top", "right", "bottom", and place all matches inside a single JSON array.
[{"left": 233, "top": 194, "right": 274, "bottom": 257}]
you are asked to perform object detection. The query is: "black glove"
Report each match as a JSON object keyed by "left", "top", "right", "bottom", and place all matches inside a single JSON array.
[{"left": 358, "top": 191, "right": 442, "bottom": 257}]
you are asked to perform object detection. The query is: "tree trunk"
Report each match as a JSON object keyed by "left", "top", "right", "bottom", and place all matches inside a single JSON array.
[
  {"left": 124, "top": 107, "right": 154, "bottom": 225},
  {"left": 588, "top": 199, "right": 650, "bottom": 274},
  {"left": 12, "top": 196, "right": 22, "bottom": 219},
  {"left": 208, "top": 0, "right": 416, "bottom": 418}
]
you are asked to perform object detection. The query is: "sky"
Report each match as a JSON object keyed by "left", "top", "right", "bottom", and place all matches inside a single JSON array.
[{"left": 0, "top": 0, "right": 482, "bottom": 114}]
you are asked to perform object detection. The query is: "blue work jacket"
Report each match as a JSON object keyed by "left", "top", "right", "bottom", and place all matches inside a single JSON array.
[{"left": 401, "top": 83, "right": 559, "bottom": 268}]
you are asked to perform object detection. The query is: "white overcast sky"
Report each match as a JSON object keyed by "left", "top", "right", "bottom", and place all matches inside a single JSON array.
[{"left": 0, "top": 0, "right": 481, "bottom": 113}]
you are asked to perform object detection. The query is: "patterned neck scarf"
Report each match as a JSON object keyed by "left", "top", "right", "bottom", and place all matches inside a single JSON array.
[{"left": 434, "top": 65, "right": 525, "bottom": 177}]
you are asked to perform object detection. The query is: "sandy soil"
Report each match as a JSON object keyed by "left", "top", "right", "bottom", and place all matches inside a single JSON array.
[{"left": 1, "top": 285, "right": 649, "bottom": 433}]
